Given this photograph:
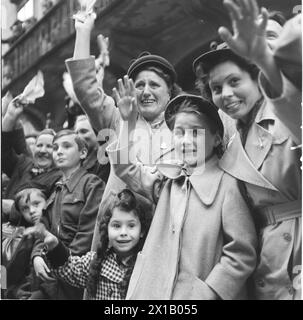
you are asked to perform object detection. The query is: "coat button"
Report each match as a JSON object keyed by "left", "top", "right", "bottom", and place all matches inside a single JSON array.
[
  {"left": 256, "top": 279, "right": 265, "bottom": 287},
  {"left": 108, "top": 288, "right": 113, "bottom": 296},
  {"left": 283, "top": 233, "right": 292, "bottom": 242}
]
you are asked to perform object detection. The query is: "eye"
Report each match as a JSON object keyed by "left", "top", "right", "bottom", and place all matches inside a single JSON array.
[
  {"left": 53, "top": 144, "right": 58, "bottom": 151},
  {"left": 149, "top": 81, "right": 160, "bottom": 89},
  {"left": 135, "top": 81, "right": 145, "bottom": 90},
  {"left": 112, "top": 223, "right": 120, "bottom": 229},
  {"left": 128, "top": 223, "right": 136, "bottom": 228},
  {"left": 229, "top": 78, "right": 240, "bottom": 86},
  {"left": 211, "top": 85, "right": 221, "bottom": 95},
  {"left": 173, "top": 128, "right": 184, "bottom": 137}
]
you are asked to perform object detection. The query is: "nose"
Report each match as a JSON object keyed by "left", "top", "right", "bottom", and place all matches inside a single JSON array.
[
  {"left": 39, "top": 144, "right": 47, "bottom": 153},
  {"left": 221, "top": 84, "right": 233, "bottom": 98},
  {"left": 29, "top": 205, "right": 36, "bottom": 215},
  {"left": 119, "top": 225, "right": 128, "bottom": 236},
  {"left": 142, "top": 84, "right": 151, "bottom": 97},
  {"left": 182, "top": 130, "right": 195, "bottom": 146}
]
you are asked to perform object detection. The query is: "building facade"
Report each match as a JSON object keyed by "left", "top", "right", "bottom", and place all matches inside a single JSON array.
[{"left": 1, "top": 0, "right": 300, "bottom": 132}]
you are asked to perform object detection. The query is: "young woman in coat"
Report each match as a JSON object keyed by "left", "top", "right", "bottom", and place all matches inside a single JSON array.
[{"left": 194, "top": 0, "right": 301, "bottom": 299}]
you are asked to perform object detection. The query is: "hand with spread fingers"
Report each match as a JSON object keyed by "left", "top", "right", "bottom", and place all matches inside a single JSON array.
[
  {"left": 218, "top": 0, "right": 270, "bottom": 64},
  {"left": 112, "top": 75, "right": 138, "bottom": 123}
]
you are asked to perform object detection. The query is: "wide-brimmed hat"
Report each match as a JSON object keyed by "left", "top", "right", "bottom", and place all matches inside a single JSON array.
[
  {"left": 127, "top": 52, "right": 177, "bottom": 83},
  {"left": 164, "top": 94, "right": 224, "bottom": 138}
]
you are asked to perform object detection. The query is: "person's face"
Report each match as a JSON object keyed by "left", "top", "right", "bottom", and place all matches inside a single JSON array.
[
  {"left": 33, "top": 134, "right": 54, "bottom": 169},
  {"left": 19, "top": 189, "right": 46, "bottom": 224},
  {"left": 53, "top": 134, "right": 87, "bottom": 171},
  {"left": 26, "top": 137, "right": 36, "bottom": 156},
  {"left": 173, "top": 112, "right": 219, "bottom": 167},
  {"left": 28, "top": 190, "right": 46, "bottom": 224},
  {"left": 209, "top": 61, "right": 261, "bottom": 121},
  {"left": 266, "top": 19, "right": 283, "bottom": 50},
  {"left": 134, "top": 70, "right": 171, "bottom": 122},
  {"left": 108, "top": 208, "right": 142, "bottom": 258},
  {"left": 74, "top": 117, "right": 97, "bottom": 152}
]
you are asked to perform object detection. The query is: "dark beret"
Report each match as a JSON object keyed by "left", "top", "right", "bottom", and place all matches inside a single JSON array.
[{"left": 127, "top": 52, "right": 177, "bottom": 83}]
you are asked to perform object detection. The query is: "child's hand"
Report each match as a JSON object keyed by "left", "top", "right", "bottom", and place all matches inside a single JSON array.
[
  {"left": 112, "top": 76, "right": 138, "bottom": 122},
  {"left": 24, "top": 223, "right": 59, "bottom": 251},
  {"left": 218, "top": 0, "right": 269, "bottom": 64},
  {"left": 33, "top": 256, "right": 54, "bottom": 282}
]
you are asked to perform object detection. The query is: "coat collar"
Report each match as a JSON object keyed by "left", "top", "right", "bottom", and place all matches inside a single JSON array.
[
  {"left": 157, "top": 152, "right": 224, "bottom": 206},
  {"left": 59, "top": 167, "right": 88, "bottom": 193},
  {"left": 219, "top": 132, "right": 278, "bottom": 191},
  {"left": 189, "top": 155, "right": 224, "bottom": 206}
]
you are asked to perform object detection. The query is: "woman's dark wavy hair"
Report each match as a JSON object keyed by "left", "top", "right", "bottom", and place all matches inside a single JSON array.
[
  {"left": 86, "top": 189, "right": 152, "bottom": 298},
  {"left": 195, "top": 53, "right": 260, "bottom": 103},
  {"left": 136, "top": 65, "right": 183, "bottom": 99}
]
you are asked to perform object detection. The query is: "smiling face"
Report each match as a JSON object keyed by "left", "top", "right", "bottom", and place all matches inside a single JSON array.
[
  {"left": 33, "top": 134, "right": 54, "bottom": 169},
  {"left": 134, "top": 70, "right": 171, "bottom": 123},
  {"left": 209, "top": 61, "right": 261, "bottom": 121},
  {"left": 108, "top": 207, "right": 142, "bottom": 258},
  {"left": 74, "top": 116, "right": 97, "bottom": 152},
  {"left": 53, "top": 134, "right": 87, "bottom": 172},
  {"left": 173, "top": 112, "right": 219, "bottom": 167}
]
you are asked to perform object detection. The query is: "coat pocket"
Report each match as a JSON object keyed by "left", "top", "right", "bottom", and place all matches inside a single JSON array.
[
  {"left": 173, "top": 272, "right": 217, "bottom": 300},
  {"left": 61, "top": 194, "right": 85, "bottom": 225}
]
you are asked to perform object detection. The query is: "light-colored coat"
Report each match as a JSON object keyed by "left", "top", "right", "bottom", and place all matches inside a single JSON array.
[
  {"left": 108, "top": 143, "right": 257, "bottom": 300},
  {"left": 219, "top": 72, "right": 301, "bottom": 300},
  {"left": 66, "top": 57, "right": 173, "bottom": 252}
]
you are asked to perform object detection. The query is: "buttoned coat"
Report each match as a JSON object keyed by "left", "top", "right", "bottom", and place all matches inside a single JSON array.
[
  {"left": 108, "top": 143, "right": 257, "bottom": 300},
  {"left": 219, "top": 72, "right": 301, "bottom": 300}
]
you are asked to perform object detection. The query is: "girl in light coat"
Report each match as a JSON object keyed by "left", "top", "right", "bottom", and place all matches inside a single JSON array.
[{"left": 107, "top": 88, "right": 257, "bottom": 300}]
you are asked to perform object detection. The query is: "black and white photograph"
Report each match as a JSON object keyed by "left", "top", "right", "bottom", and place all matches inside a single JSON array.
[{"left": 0, "top": 0, "right": 301, "bottom": 304}]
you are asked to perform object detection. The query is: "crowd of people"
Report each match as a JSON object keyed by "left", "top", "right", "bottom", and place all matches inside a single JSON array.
[{"left": 1, "top": 0, "right": 301, "bottom": 300}]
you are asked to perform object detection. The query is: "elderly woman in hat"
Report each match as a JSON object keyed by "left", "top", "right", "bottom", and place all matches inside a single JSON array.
[
  {"left": 193, "top": 0, "right": 301, "bottom": 300},
  {"left": 65, "top": 12, "right": 182, "bottom": 258}
]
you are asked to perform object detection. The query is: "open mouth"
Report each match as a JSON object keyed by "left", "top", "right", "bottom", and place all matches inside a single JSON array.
[{"left": 141, "top": 99, "right": 155, "bottom": 105}]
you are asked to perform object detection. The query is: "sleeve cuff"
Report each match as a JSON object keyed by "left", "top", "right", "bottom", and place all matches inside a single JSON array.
[
  {"left": 258, "top": 70, "right": 301, "bottom": 102},
  {"left": 46, "top": 241, "right": 70, "bottom": 268}
]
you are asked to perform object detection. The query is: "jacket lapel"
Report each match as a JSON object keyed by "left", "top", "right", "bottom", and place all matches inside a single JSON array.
[
  {"left": 219, "top": 133, "right": 278, "bottom": 191},
  {"left": 245, "top": 122, "right": 273, "bottom": 170}
]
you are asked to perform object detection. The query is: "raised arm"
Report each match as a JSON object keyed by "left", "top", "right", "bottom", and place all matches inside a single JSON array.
[
  {"left": 66, "top": 12, "right": 119, "bottom": 132},
  {"left": 108, "top": 77, "right": 163, "bottom": 203},
  {"left": 2, "top": 98, "right": 28, "bottom": 177},
  {"left": 218, "top": 0, "right": 283, "bottom": 95}
]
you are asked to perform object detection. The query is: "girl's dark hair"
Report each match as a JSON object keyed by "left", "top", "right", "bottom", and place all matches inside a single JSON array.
[
  {"left": 168, "top": 99, "right": 224, "bottom": 158},
  {"left": 137, "top": 66, "right": 183, "bottom": 99},
  {"left": 86, "top": 189, "right": 152, "bottom": 298},
  {"left": 195, "top": 53, "right": 260, "bottom": 102}
]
